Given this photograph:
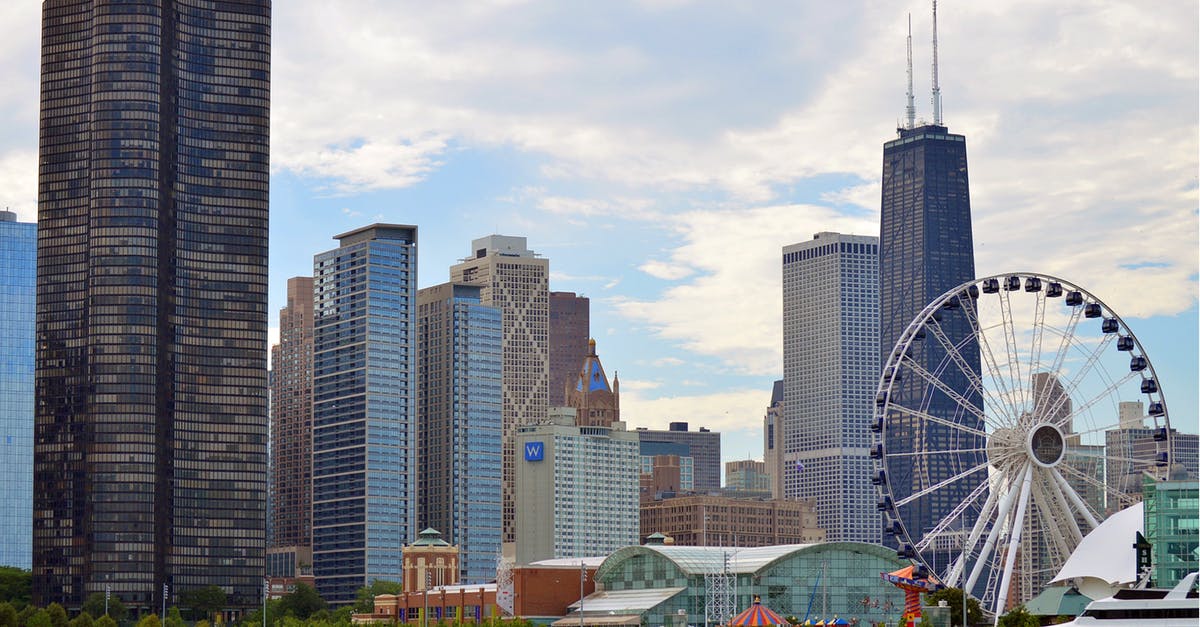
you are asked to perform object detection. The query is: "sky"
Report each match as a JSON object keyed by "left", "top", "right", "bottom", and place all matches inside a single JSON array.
[{"left": 0, "top": 1, "right": 1196, "bottom": 473}]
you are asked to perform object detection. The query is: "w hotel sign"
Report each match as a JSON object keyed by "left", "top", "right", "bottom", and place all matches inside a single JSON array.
[{"left": 524, "top": 441, "right": 544, "bottom": 461}]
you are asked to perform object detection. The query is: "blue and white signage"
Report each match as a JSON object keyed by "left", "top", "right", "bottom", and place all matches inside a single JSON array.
[{"left": 524, "top": 441, "right": 544, "bottom": 461}]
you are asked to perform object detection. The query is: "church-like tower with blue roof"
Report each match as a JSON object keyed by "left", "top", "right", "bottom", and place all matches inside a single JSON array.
[{"left": 564, "top": 338, "right": 621, "bottom": 428}]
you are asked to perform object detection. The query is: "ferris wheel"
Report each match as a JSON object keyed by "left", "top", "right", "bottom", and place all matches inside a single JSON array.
[{"left": 871, "top": 273, "right": 1172, "bottom": 617}]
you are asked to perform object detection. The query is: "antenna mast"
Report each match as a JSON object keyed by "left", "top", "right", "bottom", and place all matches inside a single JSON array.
[
  {"left": 931, "top": 0, "right": 942, "bottom": 125},
  {"left": 905, "top": 14, "right": 915, "bottom": 129}
]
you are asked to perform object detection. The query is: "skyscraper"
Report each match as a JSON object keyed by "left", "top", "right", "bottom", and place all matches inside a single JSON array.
[
  {"left": 312, "top": 225, "right": 417, "bottom": 604},
  {"left": 416, "top": 282, "right": 503, "bottom": 585},
  {"left": 548, "top": 292, "right": 589, "bottom": 407},
  {"left": 782, "top": 232, "right": 880, "bottom": 543},
  {"left": 0, "top": 211, "right": 35, "bottom": 570},
  {"left": 34, "top": 0, "right": 270, "bottom": 610},
  {"left": 878, "top": 44, "right": 982, "bottom": 549},
  {"left": 268, "top": 277, "right": 315, "bottom": 580},
  {"left": 450, "top": 235, "right": 549, "bottom": 545}
]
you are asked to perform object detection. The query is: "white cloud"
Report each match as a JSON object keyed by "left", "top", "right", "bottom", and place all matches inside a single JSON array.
[
  {"left": 639, "top": 259, "right": 694, "bottom": 281},
  {"left": 622, "top": 387, "right": 768, "bottom": 435}
]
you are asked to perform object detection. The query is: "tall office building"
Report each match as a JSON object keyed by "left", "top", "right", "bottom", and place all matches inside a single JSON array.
[
  {"left": 268, "top": 277, "right": 315, "bottom": 580},
  {"left": 878, "top": 21, "right": 982, "bottom": 547},
  {"left": 450, "top": 235, "right": 549, "bottom": 545},
  {"left": 0, "top": 211, "right": 35, "bottom": 569},
  {"left": 548, "top": 292, "right": 589, "bottom": 407},
  {"left": 763, "top": 380, "right": 783, "bottom": 499},
  {"left": 782, "top": 232, "right": 880, "bottom": 543},
  {"left": 312, "top": 225, "right": 417, "bottom": 604},
  {"left": 34, "top": 0, "right": 270, "bottom": 610},
  {"left": 416, "top": 282, "right": 503, "bottom": 585},
  {"left": 635, "top": 423, "right": 721, "bottom": 491},
  {"left": 514, "top": 409, "right": 639, "bottom": 564},
  {"left": 725, "top": 460, "right": 771, "bottom": 493}
]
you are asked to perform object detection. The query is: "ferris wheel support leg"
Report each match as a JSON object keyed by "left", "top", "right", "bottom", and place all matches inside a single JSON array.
[
  {"left": 965, "top": 465, "right": 1026, "bottom": 594},
  {"left": 993, "top": 465, "right": 1035, "bottom": 623},
  {"left": 1051, "top": 468, "right": 1100, "bottom": 531},
  {"left": 946, "top": 485, "right": 1000, "bottom": 587}
]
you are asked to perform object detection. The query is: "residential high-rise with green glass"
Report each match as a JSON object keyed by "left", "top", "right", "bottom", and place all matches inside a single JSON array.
[{"left": 35, "top": 0, "right": 270, "bottom": 611}]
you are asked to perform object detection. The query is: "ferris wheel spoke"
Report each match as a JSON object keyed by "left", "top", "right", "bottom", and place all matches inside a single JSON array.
[
  {"left": 922, "top": 316, "right": 1011, "bottom": 430},
  {"left": 946, "top": 484, "right": 1000, "bottom": 587},
  {"left": 899, "top": 358, "right": 993, "bottom": 431},
  {"left": 1051, "top": 368, "right": 1139, "bottom": 432},
  {"left": 966, "top": 463, "right": 1029, "bottom": 598},
  {"left": 994, "top": 464, "right": 1035, "bottom": 617},
  {"left": 1044, "top": 471, "right": 1085, "bottom": 544},
  {"left": 1027, "top": 290, "right": 1049, "bottom": 398},
  {"left": 961, "top": 296, "right": 1023, "bottom": 426},
  {"left": 916, "top": 478, "right": 991, "bottom": 552},
  {"left": 893, "top": 459, "right": 991, "bottom": 509},
  {"left": 1044, "top": 304, "right": 1085, "bottom": 378},
  {"left": 1050, "top": 467, "right": 1102, "bottom": 530},
  {"left": 1040, "top": 333, "right": 1119, "bottom": 427},
  {"left": 886, "top": 402, "right": 989, "bottom": 439},
  {"left": 997, "top": 290, "right": 1030, "bottom": 419},
  {"left": 1029, "top": 476, "right": 1074, "bottom": 567},
  {"left": 886, "top": 447, "right": 990, "bottom": 458}
]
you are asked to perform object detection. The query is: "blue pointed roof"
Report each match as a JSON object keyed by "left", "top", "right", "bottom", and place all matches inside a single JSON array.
[{"left": 574, "top": 339, "right": 611, "bottom": 393}]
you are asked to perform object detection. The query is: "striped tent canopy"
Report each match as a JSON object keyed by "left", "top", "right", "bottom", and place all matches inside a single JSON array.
[{"left": 729, "top": 596, "right": 789, "bottom": 627}]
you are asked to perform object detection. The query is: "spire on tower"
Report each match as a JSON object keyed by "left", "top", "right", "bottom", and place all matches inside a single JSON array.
[
  {"left": 905, "top": 13, "right": 915, "bottom": 129},
  {"left": 931, "top": 0, "right": 942, "bottom": 125}
]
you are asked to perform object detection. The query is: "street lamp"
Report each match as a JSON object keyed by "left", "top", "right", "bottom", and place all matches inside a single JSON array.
[
  {"left": 579, "top": 562, "right": 586, "bottom": 627},
  {"left": 424, "top": 572, "right": 431, "bottom": 627}
]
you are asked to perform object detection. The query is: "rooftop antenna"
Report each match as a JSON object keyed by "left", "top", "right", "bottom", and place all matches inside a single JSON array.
[
  {"left": 931, "top": 0, "right": 943, "bottom": 125},
  {"left": 905, "top": 13, "right": 915, "bottom": 129}
]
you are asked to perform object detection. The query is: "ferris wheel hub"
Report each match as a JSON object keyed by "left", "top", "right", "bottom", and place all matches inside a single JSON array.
[{"left": 1026, "top": 423, "right": 1066, "bottom": 467}]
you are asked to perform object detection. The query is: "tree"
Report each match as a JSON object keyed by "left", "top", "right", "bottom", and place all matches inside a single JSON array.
[
  {"left": 45, "top": 603, "right": 69, "bottom": 627},
  {"left": 68, "top": 613, "right": 95, "bottom": 627},
  {"left": 94, "top": 616, "right": 118, "bottom": 627},
  {"left": 164, "top": 606, "right": 186, "bottom": 627},
  {"left": 27, "top": 609, "right": 53, "bottom": 627},
  {"left": 997, "top": 606, "right": 1039, "bottom": 627},
  {"left": 136, "top": 614, "right": 163, "bottom": 627},
  {"left": 17, "top": 605, "right": 37, "bottom": 626},
  {"left": 0, "top": 569, "right": 31, "bottom": 609},
  {"left": 0, "top": 603, "right": 17, "bottom": 627},
  {"left": 180, "top": 586, "right": 227, "bottom": 623},
  {"left": 276, "top": 583, "right": 327, "bottom": 620},
  {"left": 925, "top": 588, "right": 984, "bottom": 627},
  {"left": 82, "top": 592, "right": 128, "bottom": 622},
  {"left": 352, "top": 580, "right": 402, "bottom": 614}
]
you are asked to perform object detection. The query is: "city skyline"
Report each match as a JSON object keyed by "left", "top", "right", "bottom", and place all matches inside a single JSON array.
[{"left": 0, "top": 2, "right": 1196, "bottom": 466}]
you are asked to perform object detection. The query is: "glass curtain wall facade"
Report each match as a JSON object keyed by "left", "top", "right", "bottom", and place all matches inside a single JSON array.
[
  {"left": 782, "top": 232, "right": 879, "bottom": 543},
  {"left": 416, "top": 282, "right": 503, "bottom": 584},
  {"left": 35, "top": 0, "right": 270, "bottom": 611},
  {"left": 878, "top": 125, "right": 983, "bottom": 553},
  {"left": 312, "top": 225, "right": 417, "bottom": 604},
  {"left": 0, "top": 212, "right": 35, "bottom": 569}
]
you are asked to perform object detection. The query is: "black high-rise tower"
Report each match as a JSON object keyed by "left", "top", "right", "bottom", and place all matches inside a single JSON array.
[
  {"left": 878, "top": 1, "right": 984, "bottom": 557},
  {"left": 35, "top": 0, "right": 271, "bottom": 611}
]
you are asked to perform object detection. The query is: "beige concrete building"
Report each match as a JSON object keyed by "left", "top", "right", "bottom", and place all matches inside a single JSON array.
[
  {"left": 451, "top": 235, "right": 550, "bottom": 545},
  {"left": 639, "top": 494, "right": 825, "bottom": 547},
  {"left": 514, "top": 409, "right": 640, "bottom": 564}
]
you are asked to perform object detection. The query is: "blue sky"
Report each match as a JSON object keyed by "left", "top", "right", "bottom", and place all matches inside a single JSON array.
[{"left": 0, "top": 1, "right": 1196, "bottom": 472}]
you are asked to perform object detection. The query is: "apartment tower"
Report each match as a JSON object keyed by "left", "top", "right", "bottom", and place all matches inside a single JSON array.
[
  {"left": 416, "top": 282, "right": 503, "bottom": 584},
  {"left": 0, "top": 211, "right": 35, "bottom": 569},
  {"left": 34, "top": 0, "right": 270, "bottom": 610},
  {"left": 311, "top": 225, "right": 417, "bottom": 603},
  {"left": 450, "top": 235, "right": 549, "bottom": 545},
  {"left": 548, "top": 292, "right": 589, "bottom": 407},
  {"left": 268, "top": 277, "right": 315, "bottom": 580}
]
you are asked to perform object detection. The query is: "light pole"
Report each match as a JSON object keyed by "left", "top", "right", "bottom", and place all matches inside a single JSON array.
[
  {"left": 162, "top": 583, "right": 168, "bottom": 620},
  {"left": 579, "top": 562, "right": 586, "bottom": 627},
  {"left": 105, "top": 585, "right": 110, "bottom": 618},
  {"left": 263, "top": 579, "right": 269, "bottom": 627},
  {"left": 424, "top": 572, "right": 431, "bottom": 627}
]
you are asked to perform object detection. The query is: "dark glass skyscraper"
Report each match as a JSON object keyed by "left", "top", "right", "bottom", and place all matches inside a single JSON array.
[
  {"left": 879, "top": 124, "right": 984, "bottom": 550},
  {"left": 35, "top": 0, "right": 270, "bottom": 611}
]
